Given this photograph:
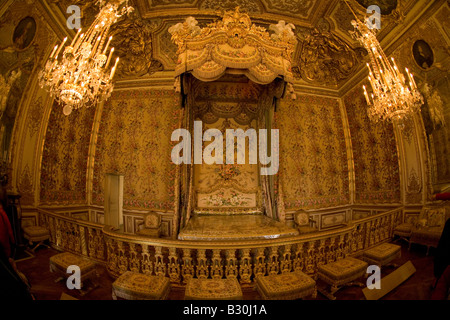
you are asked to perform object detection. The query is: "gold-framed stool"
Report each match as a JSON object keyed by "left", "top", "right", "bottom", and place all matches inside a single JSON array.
[
  {"left": 112, "top": 271, "right": 171, "bottom": 300},
  {"left": 184, "top": 278, "right": 243, "bottom": 300},
  {"left": 255, "top": 271, "right": 317, "bottom": 300},
  {"left": 49, "top": 252, "right": 98, "bottom": 294},
  {"left": 317, "top": 257, "right": 368, "bottom": 300},
  {"left": 363, "top": 243, "right": 401, "bottom": 268},
  {"left": 393, "top": 223, "right": 413, "bottom": 244},
  {"left": 22, "top": 225, "right": 50, "bottom": 252}
]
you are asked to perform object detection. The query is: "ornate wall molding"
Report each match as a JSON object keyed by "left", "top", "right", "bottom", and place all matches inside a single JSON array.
[
  {"left": 109, "top": 17, "right": 162, "bottom": 78},
  {"left": 293, "top": 26, "right": 359, "bottom": 86}
]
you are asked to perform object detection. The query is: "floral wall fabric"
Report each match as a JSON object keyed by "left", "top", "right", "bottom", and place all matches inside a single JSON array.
[
  {"left": 193, "top": 117, "right": 260, "bottom": 211},
  {"left": 92, "top": 89, "right": 181, "bottom": 210},
  {"left": 278, "top": 95, "right": 349, "bottom": 209},
  {"left": 344, "top": 87, "right": 401, "bottom": 203},
  {"left": 40, "top": 102, "right": 95, "bottom": 203}
]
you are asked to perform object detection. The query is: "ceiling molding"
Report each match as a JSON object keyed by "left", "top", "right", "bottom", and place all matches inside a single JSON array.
[{"left": 39, "top": 0, "right": 76, "bottom": 40}]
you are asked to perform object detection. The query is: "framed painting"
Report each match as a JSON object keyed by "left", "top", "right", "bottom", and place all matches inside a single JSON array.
[
  {"left": 13, "top": 16, "right": 36, "bottom": 51},
  {"left": 413, "top": 40, "right": 434, "bottom": 70}
]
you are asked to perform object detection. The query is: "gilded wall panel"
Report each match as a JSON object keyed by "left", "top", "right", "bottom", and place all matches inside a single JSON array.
[
  {"left": 40, "top": 102, "right": 95, "bottom": 203},
  {"left": 344, "top": 87, "right": 401, "bottom": 203},
  {"left": 92, "top": 89, "right": 181, "bottom": 211},
  {"left": 278, "top": 94, "right": 349, "bottom": 209},
  {"left": 388, "top": 1, "right": 450, "bottom": 188}
]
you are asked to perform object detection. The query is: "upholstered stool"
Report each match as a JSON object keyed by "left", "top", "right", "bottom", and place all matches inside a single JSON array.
[
  {"left": 317, "top": 257, "right": 368, "bottom": 300},
  {"left": 255, "top": 271, "right": 317, "bottom": 300},
  {"left": 49, "top": 252, "right": 98, "bottom": 290},
  {"left": 112, "top": 271, "right": 171, "bottom": 300},
  {"left": 23, "top": 225, "right": 50, "bottom": 252},
  {"left": 184, "top": 278, "right": 243, "bottom": 300},
  {"left": 393, "top": 223, "right": 413, "bottom": 243},
  {"left": 363, "top": 243, "right": 401, "bottom": 268}
]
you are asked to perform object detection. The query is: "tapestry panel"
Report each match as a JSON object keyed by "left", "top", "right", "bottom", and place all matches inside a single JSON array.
[
  {"left": 278, "top": 95, "right": 349, "bottom": 209},
  {"left": 92, "top": 89, "right": 181, "bottom": 210},
  {"left": 344, "top": 87, "right": 401, "bottom": 203},
  {"left": 40, "top": 102, "right": 95, "bottom": 203}
]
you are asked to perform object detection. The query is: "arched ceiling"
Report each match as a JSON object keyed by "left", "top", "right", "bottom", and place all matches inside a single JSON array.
[{"left": 46, "top": 0, "right": 424, "bottom": 90}]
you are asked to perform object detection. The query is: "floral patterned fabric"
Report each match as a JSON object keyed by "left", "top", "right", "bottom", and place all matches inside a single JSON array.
[
  {"left": 318, "top": 257, "right": 368, "bottom": 286},
  {"left": 112, "top": 271, "right": 170, "bottom": 300},
  {"left": 344, "top": 87, "right": 401, "bottom": 204},
  {"left": 278, "top": 95, "right": 350, "bottom": 210},
  {"left": 411, "top": 205, "right": 450, "bottom": 249},
  {"left": 93, "top": 90, "right": 181, "bottom": 211},
  {"left": 363, "top": 243, "right": 401, "bottom": 266},
  {"left": 23, "top": 225, "right": 49, "bottom": 241},
  {"left": 255, "top": 271, "right": 316, "bottom": 300},
  {"left": 394, "top": 223, "right": 413, "bottom": 237},
  {"left": 177, "top": 215, "right": 298, "bottom": 240},
  {"left": 184, "top": 278, "right": 243, "bottom": 300},
  {"left": 49, "top": 252, "right": 97, "bottom": 282}
]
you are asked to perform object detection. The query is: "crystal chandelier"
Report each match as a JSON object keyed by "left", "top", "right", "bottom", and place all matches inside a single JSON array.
[
  {"left": 39, "top": 0, "right": 134, "bottom": 116},
  {"left": 347, "top": 6, "right": 423, "bottom": 123}
]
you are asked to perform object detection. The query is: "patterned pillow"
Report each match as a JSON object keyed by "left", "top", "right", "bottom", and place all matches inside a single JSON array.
[
  {"left": 427, "top": 209, "right": 445, "bottom": 227},
  {"left": 295, "top": 212, "right": 309, "bottom": 226},
  {"left": 144, "top": 213, "right": 160, "bottom": 228},
  {"left": 417, "top": 219, "right": 427, "bottom": 228}
]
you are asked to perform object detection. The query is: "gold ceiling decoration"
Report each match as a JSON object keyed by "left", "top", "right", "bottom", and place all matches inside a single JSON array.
[
  {"left": 295, "top": 27, "right": 358, "bottom": 85},
  {"left": 168, "top": 7, "right": 297, "bottom": 98},
  {"left": 109, "top": 18, "right": 160, "bottom": 78}
]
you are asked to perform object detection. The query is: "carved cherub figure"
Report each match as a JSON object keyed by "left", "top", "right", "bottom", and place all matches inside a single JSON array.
[{"left": 269, "top": 20, "right": 296, "bottom": 43}]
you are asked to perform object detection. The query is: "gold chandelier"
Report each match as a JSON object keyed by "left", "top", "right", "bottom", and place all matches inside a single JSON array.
[
  {"left": 39, "top": 0, "right": 134, "bottom": 116},
  {"left": 347, "top": 6, "right": 423, "bottom": 123}
]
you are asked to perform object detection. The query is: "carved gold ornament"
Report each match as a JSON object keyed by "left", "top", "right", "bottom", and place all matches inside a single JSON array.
[{"left": 169, "top": 7, "right": 297, "bottom": 98}]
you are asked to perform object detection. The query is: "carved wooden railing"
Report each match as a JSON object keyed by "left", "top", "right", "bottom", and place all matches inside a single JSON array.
[
  {"left": 38, "top": 208, "right": 106, "bottom": 263},
  {"left": 38, "top": 207, "right": 403, "bottom": 284}
]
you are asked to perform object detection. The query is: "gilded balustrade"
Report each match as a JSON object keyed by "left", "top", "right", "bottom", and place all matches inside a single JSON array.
[
  {"left": 38, "top": 207, "right": 403, "bottom": 285},
  {"left": 39, "top": 209, "right": 106, "bottom": 263}
]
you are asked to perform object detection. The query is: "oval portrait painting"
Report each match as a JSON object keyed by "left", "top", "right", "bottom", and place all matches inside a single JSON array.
[
  {"left": 413, "top": 40, "right": 434, "bottom": 70},
  {"left": 13, "top": 17, "right": 36, "bottom": 50}
]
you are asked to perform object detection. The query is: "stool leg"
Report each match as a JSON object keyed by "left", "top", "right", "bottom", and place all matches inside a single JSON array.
[
  {"left": 311, "top": 286, "right": 317, "bottom": 299},
  {"left": 317, "top": 285, "right": 337, "bottom": 300},
  {"left": 31, "top": 241, "right": 42, "bottom": 253},
  {"left": 112, "top": 289, "right": 117, "bottom": 300},
  {"left": 330, "top": 284, "right": 339, "bottom": 295}
]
